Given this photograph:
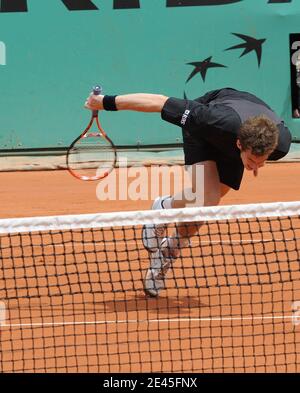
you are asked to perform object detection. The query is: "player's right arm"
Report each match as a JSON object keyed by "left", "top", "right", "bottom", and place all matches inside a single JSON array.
[
  {"left": 85, "top": 93, "right": 169, "bottom": 113},
  {"left": 84, "top": 93, "right": 236, "bottom": 136}
]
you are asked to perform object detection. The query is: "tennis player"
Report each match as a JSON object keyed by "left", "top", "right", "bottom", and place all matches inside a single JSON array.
[{"left": 85, "top": 87, "right": 292, "bottom": 297}]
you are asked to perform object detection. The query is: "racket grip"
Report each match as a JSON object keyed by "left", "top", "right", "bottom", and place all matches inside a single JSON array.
[{"left": 93, "top": 86, "right": 103, "bottom": 96}]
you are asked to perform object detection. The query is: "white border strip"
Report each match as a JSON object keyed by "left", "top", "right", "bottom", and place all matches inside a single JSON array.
[
  {"left": 0, "top": 201, "right": 300, "bottom": 235},
  {"left": 1, "top": 314, "right": 296, "bottom": 329}
]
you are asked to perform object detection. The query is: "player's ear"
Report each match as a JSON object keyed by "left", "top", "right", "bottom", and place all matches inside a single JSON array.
[{"left": 236, "top": 139, "right": 242, "bottom": 150}]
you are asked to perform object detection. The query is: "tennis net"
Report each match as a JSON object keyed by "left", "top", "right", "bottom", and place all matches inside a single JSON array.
[{"left": 0, "top": 201, "right": 300, "bottom": 372}]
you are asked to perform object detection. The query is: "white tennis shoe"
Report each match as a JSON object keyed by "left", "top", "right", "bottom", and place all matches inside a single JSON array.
[
  {"left": 143, "top": 241, "right": 173, "bottom": 297},
  {"left": 142, "top": 196, "right": 168, "bottom": 252}
]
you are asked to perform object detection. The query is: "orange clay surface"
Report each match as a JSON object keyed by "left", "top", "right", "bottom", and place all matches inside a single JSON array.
[{"left": 0, "top": 162, "right": 299, "bottom": 218}]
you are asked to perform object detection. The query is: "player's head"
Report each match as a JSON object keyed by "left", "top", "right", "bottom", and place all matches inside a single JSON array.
[{"left": 237, "top": 115, "right": 279, "bottom": 173}]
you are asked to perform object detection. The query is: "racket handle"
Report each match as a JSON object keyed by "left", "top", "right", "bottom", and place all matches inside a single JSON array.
[
  {"left": 93, "top": 85, "right": 103, "bottom": 96},
  {"left": 91, "top": 85, "right": 102, "bottom": 116}
]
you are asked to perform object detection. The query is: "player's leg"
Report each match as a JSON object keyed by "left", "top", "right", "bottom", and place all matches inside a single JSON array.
[
  {"left": 144, "top": 161, "right": 230, "bottom": 297},
  {"left": 142, "top": 161, "right": 230, "bottom": 251},
  {"left": 142, "top": 127, "right": 230, "bottom": 251},
  {"left": 151, "top": 161, "right": 229, "bottom": 260},
  {"left": 172, "top": 161, "right": 225, "bottom": 208}
]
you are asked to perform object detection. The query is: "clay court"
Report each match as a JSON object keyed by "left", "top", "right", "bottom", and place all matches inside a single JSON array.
[
  {"left": 1, "top": 0, "right": 300, "bottom": 377},
  {"left": 0, "top": 162, "right": 300, "bottom": 372}
]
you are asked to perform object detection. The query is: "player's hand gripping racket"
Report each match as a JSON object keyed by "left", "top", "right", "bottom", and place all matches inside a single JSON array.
[{"left": 66, "top": 86, "right": 117, "bottom": 181}]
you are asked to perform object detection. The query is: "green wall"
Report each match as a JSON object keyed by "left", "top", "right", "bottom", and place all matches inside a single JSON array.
[{"left": 0, "top": 0, "right": 299, "bottom": 150}]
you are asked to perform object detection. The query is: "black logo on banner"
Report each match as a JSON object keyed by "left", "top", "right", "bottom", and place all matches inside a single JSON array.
[
  {"left": 225, "top": 33, "right": 266, "bottom": 67},
  {"left": 167, "top": 0, "right": 291, "bottom": 6},
  {"left": 185, "top": 33, "right": 266, "bottom": 88},
  {"left": 167, "top": 0, "right": 242, "bottom": 5},
  {"left": 0, "top": 0, "right": 140, "bottom": 12},
  {"left": 186, "top": 57, "right": 227, "bottom": 83},
  {"left": 0, "top": 0, "right": 292, "bottom": 13}
]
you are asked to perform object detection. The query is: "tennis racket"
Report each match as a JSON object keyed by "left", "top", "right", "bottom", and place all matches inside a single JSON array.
[{"left": 66, "top": 85, "right": 117, "bottom": 181}]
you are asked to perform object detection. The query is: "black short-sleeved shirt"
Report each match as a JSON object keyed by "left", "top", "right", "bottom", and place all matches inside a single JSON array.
[{"left": 161, "top": 88, "right": 292, "bottom": 190}]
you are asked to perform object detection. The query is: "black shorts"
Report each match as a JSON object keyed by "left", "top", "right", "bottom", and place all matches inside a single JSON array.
[{"left": 182, "top": 129, "right": 244, "bottom": 190}]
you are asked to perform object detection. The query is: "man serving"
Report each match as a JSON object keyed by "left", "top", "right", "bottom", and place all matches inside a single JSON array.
[{"left": 85, "top": 87, "right": 292, "bottom": 297}]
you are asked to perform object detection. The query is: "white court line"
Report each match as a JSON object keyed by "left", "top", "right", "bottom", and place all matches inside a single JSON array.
[{"left": 1, "top": 314, "right": 296, "bottom": 329}]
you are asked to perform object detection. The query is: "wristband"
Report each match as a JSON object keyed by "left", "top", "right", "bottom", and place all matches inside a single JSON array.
[{"left": 103, "top": 95, "right": 118, "bottom": 111}]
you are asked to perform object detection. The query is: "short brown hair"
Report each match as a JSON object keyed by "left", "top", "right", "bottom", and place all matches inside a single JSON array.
[{"left": 238, "top": 115, "right": 279, "bottom": 156}]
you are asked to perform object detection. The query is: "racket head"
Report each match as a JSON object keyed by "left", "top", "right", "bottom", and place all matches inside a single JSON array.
[{"left": 66, "top": 118, "right": 117, "bottom": 181}]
